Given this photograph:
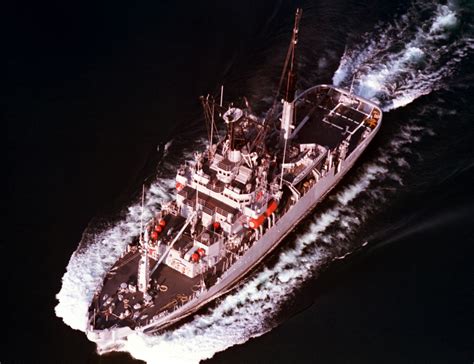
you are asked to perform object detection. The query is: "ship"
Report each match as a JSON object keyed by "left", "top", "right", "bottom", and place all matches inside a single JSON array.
[{"left": 86, "top": 8, "right": 382, "bottom": 352}]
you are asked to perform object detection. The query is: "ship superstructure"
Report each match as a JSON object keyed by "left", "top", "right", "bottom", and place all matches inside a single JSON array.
[{"left": 86, "top": 9, "right": 382, "bottom": 351}]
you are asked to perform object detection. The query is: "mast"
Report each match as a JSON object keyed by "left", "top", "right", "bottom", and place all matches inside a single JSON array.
[
  {"left": 200, "top": 95, "right": 219, "bottom": 160},
  {"left": 137, "top": 185, "right": 150, "bottom": 293},
  {"left": 210, "top": 101, "right": 215, "bottom": 158},
  {"left": 280, "top": 8, "right": 302, "bottom": 139},
  {"left": 140, "top": 185, "right": 145, "bottom": 241},
  {"left": 280, "top": 8, "right": 302, "bottom": 189}
]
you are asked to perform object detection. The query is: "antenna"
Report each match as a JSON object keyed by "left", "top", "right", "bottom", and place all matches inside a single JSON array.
[
  {"left": 210, "top": 100, "right": 215, "bottom": 159},
  {"left": 137, "top": 184, "right": 150, "bottom": 293},
  {"left": 140, "top": 184, "right": 145, "bottom": 246}
]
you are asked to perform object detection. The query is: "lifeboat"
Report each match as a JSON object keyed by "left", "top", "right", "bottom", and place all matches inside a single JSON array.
[{"left": 249, "top": 200, "right": 278, "bottom": 229}]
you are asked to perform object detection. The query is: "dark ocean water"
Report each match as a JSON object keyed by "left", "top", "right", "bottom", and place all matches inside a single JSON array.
[{"left": 6, "top": 0, "right": 473, "bottom": 363}]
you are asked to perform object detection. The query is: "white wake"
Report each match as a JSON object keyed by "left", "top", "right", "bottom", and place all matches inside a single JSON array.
[
  {"left": 55, "top": 1, "right": 472, "bottom": 362},
  {"left": 333, "top": 0, "right": 472, "bottom": 111}
]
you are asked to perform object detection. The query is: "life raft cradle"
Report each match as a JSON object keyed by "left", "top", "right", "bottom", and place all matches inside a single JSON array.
[
  {"left": 365, "top": 109, "right": 380, "bottom": 129},
  {"left": 249, "top": 200, "right": 279, "bottom": 229}
]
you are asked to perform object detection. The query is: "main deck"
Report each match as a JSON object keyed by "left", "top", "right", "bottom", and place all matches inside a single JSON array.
[{"left": 293, "top": 85, "right": 374, "bottom": 154}]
